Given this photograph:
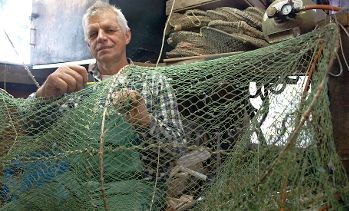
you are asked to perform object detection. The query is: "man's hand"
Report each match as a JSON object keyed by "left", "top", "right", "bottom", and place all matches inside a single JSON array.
[
  {"left": 36, "top": 65, "right": 88, "bottom": 98},
  {"left": 111, "top": 90, "right": 152, "bottom": 128}
]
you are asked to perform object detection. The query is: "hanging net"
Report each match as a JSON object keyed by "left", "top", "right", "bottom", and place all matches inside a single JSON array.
[
  {"left": 1, "top": 23, "right": 348, "bottom": 210},
  {"left": 166, "top": 7, "right": 268, "bottom": 58}
]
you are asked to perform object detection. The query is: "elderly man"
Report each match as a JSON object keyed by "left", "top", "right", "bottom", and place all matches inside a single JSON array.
[{"left": 32, "top": 1, "right": 184, "bottom": 140}]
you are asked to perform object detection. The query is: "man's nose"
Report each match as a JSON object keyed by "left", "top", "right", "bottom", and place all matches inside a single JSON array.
[{"left": 97, "top": 30, "right": 107, "bottom": 41}]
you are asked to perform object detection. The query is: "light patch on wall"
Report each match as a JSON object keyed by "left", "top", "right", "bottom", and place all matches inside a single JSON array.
[{"left": 0, "top": 0, "right": 31, "bottom": 64}]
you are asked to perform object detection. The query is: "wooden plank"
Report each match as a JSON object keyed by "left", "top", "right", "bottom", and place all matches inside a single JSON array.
[
  {"left": 166, "top": 0, "right": 266, "bottom": 15},
  {"left": 163, "top": 51, "right": 243, "bottom": 64},
  {"left": 244, "top": 0, "right": 266, "bottom": 9},
  {"left": 0, "top": 63, "right": 53, "bottom": 85},
  {"left": 0, "top": 64, "right": 34, "bottom": 85},
  {"left": 167, "top": 0, "right": 216, "bottom": 14}
]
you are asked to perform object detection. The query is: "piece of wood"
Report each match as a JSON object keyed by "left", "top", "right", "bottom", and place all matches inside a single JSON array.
[
  {"left": 164, "top": 51, "right": 244, "bottom": 65},
  {"left": 0, "top": 63, "right": 38, "bottom": 85},
  {"left": 166, "top": 0, "right": 266, "bottom": 15},
  {"left": 245, "top": 0, "right": 267, "bottom": 9}
]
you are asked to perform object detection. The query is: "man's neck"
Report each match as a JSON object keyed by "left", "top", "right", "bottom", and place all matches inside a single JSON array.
[{"left": 97, "top": 58, "right": 129, "bottom": 75}]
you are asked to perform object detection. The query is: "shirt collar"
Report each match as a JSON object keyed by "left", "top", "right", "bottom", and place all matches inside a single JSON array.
[{"left": 88, "top": 58, "right": 133, "bottom": 82}]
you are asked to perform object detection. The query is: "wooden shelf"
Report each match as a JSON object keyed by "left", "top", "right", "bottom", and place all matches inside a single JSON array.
[
  {"left": 164, "top": 51, "right": 244, "bottom": 65},
  {"left": 166, "top": 0, "right": 267, "bottom": 15}
]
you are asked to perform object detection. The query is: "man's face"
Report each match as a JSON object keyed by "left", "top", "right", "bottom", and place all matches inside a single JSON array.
[{"left": 85, "top": 11, "right": 131, "bottom": 64}]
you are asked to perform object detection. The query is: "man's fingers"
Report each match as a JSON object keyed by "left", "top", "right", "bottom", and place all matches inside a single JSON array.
[
  {"left": 63, "top": 67, "right": 85, "bottom": 91},
  {"left": 116, "top": 90, "right": 143, "bottom": 105},
  {"left": 67, "top": 65, "right": 88, "bottom": 84},
  {"left": 128, "top": 91, "right": 143, "bottom": 106},
  {"left": 110, "top": 90, "right": 150, "bottom": 127},
  {"left": 55, "top": 72, "right": 79, "bottom": 93},
  {"left": 52, "top": 77, "right": 69, "bottom": 95},
  {"left": 112, "top": 91, "right": 132, "bottom": 112},
  {"left": 35, "top": 65, "right": 88, "bottom": 98},
  {"left": 53, "top": 65, "right": 87, "bottom": 93},
  {"left": 41, "top": 76, "right": 69, "bottom": 97},
  {"left": 112, "top": 90, "right": 145, "bottom": 113}
]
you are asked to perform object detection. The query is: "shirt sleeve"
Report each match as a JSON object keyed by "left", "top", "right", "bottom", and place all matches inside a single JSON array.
[
  {"left": 27, "top": 92, "right": 36, "bottom": 99},
  {"left": 136, "top": 73, "right": 186, "bottom": 145}
]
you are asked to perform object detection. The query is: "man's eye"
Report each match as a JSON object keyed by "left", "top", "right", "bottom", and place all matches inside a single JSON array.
[{"left": 88, "top": 32, "right": 97, "bottom": 39}]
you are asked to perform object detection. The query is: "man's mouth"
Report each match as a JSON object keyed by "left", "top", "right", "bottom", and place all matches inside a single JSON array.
[{"left": 96, "top": 46, "right": 111, "bottom": 52}]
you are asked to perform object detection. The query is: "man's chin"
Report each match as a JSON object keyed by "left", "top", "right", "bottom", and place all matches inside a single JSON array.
[
  {"left": 97, "top": 54, "right": 114, "bottom": 63},
  {"left": 97, "top": 48, "right": 110, "bottom": 55},
  {"left": 97, "top": 50, "right": 111, "bottom": 58}
]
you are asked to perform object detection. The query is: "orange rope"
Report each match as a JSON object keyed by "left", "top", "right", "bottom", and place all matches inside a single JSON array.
[
  {"left": 303, "top": 4, "right": 342, "bottom": 12},
  {"left": 302, "top": 41, "right": 325, "bottom": 96}
]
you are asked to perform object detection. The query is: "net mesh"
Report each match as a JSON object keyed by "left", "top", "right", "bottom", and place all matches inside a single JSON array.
[
  {"left": 166, "top": 7, "right": 267, "bottom": 58},
  {"left": 1, "top": 23, "right": 348, "bottom": 210}
]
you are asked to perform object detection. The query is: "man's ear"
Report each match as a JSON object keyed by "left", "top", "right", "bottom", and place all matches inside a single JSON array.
[{"left": 125, "top": 30, "right": 131, "bottom": 45}]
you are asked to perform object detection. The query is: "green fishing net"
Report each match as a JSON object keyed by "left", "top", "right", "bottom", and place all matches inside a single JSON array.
[{"left": 1, "top": 23, "right": 348, "bottom": 210}]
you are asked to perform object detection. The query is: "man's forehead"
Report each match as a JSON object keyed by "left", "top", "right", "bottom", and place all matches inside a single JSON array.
[{"left": 87, "top": 11, "right": 119, "bottom": 27}]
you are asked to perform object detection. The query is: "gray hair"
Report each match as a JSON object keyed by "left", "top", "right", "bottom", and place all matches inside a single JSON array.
[{"left": 82, "top": 1, "right": 130, "bottom": 41}]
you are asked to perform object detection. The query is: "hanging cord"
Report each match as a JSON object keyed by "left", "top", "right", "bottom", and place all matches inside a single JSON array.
[
  {"left": 156, "top": 0, "right": 176, "bottom": 67},
  {"left": 329, "top": 53, "right": 344, "bottom": 77},
  {"left": 3, "top": 29, "right": 40, "bottom": 88},
  {"left": 338, "top": 23, "right": 349, "bottom": 71},
  {"left": 327, "top": 15, "right": 349, "bottom": 77},
  {"left": 151, "top": 3, "right": 178, "bottom": 208}
]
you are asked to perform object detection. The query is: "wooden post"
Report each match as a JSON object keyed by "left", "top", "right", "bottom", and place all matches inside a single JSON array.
[{"left": 328, "top": 13, "right": 349, "bottom": 175}]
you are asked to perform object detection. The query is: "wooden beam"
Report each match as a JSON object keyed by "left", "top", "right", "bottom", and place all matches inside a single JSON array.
[
  {"left": 163, "top": 51, "right": 243, "bottom": 64},
  {"left": 0, "top": 63, "right": 52, "bottom": 85},
  {"left": 244, "top": 0, "right": 266, "bottom": 9},
  {"left": 166, "top": 0, "right": 266, "bottom": 15},
  {"left": 0, "top": 63, "right": 35, "bottom": 85}
]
